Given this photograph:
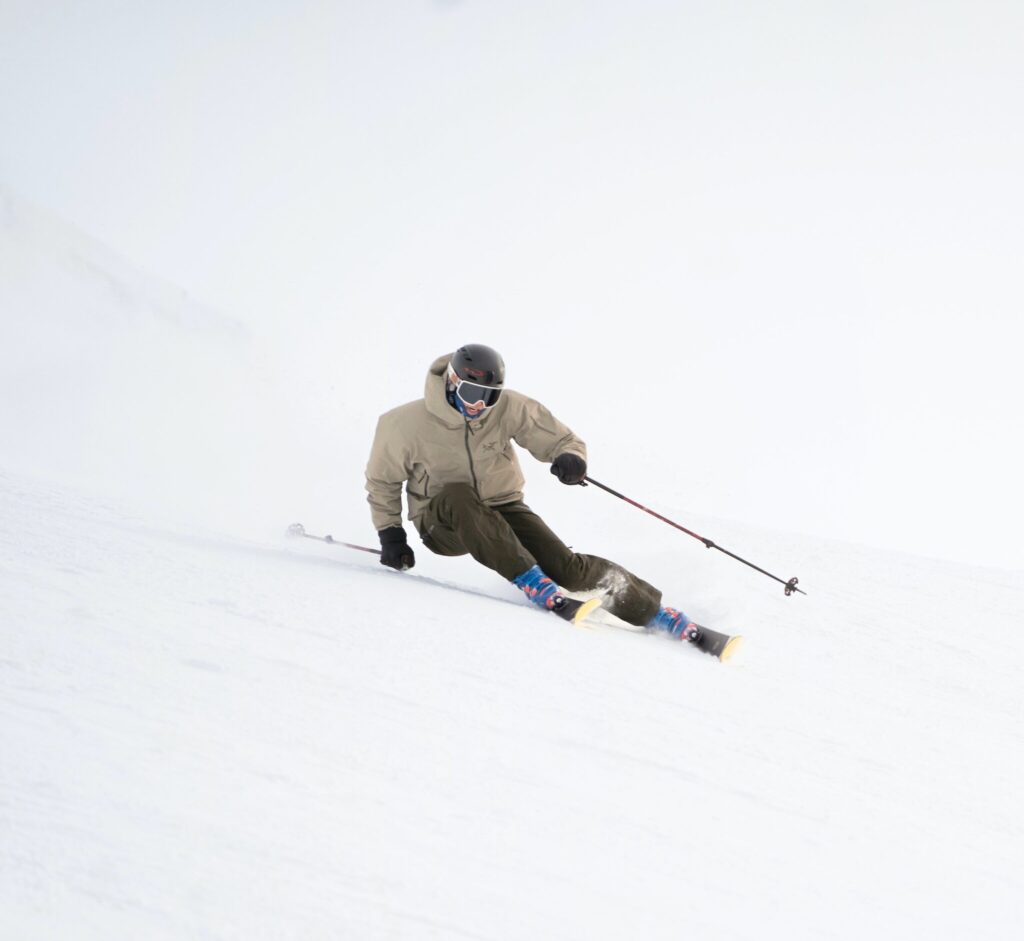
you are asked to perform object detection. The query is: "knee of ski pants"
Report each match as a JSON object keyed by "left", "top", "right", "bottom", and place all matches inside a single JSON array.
[{"left": 544, "top": 553, "right": 597, "bottom": 593}]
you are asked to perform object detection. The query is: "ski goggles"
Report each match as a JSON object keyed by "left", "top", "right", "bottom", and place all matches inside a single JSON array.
[{"left": 449, "top": 369, "right": 503, "bottom": 408}]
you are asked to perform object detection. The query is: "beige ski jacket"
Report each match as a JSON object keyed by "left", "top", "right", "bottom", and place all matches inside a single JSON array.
[{"left": 365, "top": 353, "right": 587, "bottom": 532}]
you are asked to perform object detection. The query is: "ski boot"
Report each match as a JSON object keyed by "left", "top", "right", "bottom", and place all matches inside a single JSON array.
[
  {"left": 513, "top": 564, "right": 601, "bottom": 625},
  {"left": 648, "top": 606, "right": 742, "bottom": 661}
]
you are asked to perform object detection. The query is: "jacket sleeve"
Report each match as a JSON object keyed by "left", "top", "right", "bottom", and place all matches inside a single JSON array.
[
  {"left": 511, "top": 394, "right": 587, "bottom": 465},
  {"left": 365, "top": 413, "right": 409, "bottom": 531}
]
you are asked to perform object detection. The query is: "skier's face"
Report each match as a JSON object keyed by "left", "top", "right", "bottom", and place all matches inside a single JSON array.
[{"left": 448, "top": 367, "right": 502, "bottom": 418}]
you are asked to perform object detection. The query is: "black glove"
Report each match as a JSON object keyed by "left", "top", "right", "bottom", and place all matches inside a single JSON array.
[
  {"left": 550, "top": 452, "right": 587, "bottom": 485},
  {"left": 378, "top": 526, "right": 415, "bottom": 570}
]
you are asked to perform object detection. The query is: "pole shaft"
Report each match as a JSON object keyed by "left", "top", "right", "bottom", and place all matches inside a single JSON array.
[
  {"left": 583, "top": 476, "right": 806, "bottom": 596},
  {"left": 584, "top": 477, "right": 713, "bottom": 546},
  {"left": 304, "top": 532, "right": 380, "bottom": 555}
]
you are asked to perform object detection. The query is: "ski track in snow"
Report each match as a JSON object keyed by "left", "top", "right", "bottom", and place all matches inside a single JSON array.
[{"left": 2, "top": 469, "right": 1022, "bottom": 940}]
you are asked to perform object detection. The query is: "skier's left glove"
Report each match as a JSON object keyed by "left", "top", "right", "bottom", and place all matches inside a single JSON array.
[
  {"left": 379, "top": 526, "right": 415, "bottom": 570},
  {"left": 550, "top": 453, "right": 587, "bottom": 485}
]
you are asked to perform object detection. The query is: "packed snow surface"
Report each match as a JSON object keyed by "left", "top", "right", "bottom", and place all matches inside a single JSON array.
[
  {"left": 2, "top": 189, "right": 1023, "bottom": 939},
  {"left": 3, "top": 469, "right": 1023, "bottom": 941}
]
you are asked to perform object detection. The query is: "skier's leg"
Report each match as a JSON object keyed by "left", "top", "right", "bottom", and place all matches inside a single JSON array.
[
  {"left": 418, "top": 485, "right": 588, "bottom": 615},
  {"left": 496, "top": 502, "right": 662, "bottom": 626},
  {"left": 422, "top": 491, "right": 700, "bottom": 637},
  {"left": 417, "top": 483, "right": 536, "bottom": 580}
]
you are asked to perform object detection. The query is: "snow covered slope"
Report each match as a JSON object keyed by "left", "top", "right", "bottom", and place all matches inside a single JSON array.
[
  {"left": 2, "top": 189, "right": 1022, "bottom": 939},
  {"left": 2, "top": 469, "right": 1022, "bottom": 940},
  {"left": 0, "top": 186, "right": 272, "bottom": 524}
]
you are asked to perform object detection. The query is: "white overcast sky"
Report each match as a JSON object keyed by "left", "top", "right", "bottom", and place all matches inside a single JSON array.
[{"left": 2, "top": 0, "right": 1023, "bottom": 570}]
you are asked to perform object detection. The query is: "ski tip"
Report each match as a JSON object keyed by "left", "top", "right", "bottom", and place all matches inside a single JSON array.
[
  {"left": 572, "top": 597, "right": 603, "bottom": 625},
  {"left": 719, "top": 635, "right": 744, "bottom": 662}
]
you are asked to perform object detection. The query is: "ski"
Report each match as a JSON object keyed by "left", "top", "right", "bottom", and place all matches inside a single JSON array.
[
  {"left": 550, "top": 595, "right": 603, "bottom": 626},
  {"left": 687, "top": 624, "right": 743, "bottom": 662}
]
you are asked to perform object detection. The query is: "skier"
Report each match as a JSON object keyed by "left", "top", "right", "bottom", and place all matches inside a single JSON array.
[{"left": 364, "top": 344, "right": 698, "bottom": 639}]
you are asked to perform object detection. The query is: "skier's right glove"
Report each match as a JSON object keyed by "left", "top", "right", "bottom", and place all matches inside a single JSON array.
[{"left": 378, "top": 526, "right": 415, "bottom": 571}]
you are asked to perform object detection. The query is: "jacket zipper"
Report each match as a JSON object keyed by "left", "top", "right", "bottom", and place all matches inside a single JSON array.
[{"left": 463, "top": 423, "right": 479, "bottom": 493}]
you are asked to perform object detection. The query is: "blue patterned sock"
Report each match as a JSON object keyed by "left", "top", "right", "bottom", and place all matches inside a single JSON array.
[
  {"left": 647, "top": 606, "right": 698, "bottom": 640},
  {"left": 513, "top": 564, "right": 562, "bottom": 610}
]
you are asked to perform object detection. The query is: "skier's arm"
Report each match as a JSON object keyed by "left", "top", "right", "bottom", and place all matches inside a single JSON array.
[
  {"left": 365, "top": 414, "right": 409, "bottom": 531},
  {"left": 510, "top": 393, "right": 587, "bottom": 466}
]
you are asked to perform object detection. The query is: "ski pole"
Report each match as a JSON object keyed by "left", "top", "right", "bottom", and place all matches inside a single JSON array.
[
  {"left": 582, "top": 477, "right": 806, "bottom": 596},
  {"left": 286, "top": 523, "right": 380, "bottom": 556}
]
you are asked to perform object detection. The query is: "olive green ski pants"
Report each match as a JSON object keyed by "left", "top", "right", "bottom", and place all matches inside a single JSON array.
[{"left": 416, "top": 482, "right": 662, "bottom": 626}]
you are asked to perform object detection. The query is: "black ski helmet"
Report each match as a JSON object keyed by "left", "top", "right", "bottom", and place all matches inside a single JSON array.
[{"left": 450, "top": 344, "right": 505, "bottom": 387}]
